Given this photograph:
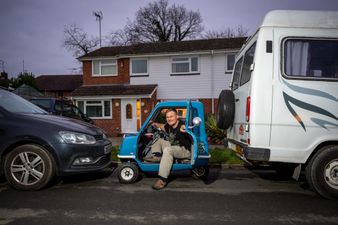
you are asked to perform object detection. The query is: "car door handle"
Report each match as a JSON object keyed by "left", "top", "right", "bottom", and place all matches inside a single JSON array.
[{"left": 235, "top": 98, "right": 239, "bottom": 102}]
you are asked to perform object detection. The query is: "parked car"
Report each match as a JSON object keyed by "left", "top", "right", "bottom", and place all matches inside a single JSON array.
[
  {"left": 117, "top": 100, "right": 210, "bottom": 183},
  {"left": 0, "top": 88, "right": 112, "bottom": 190},
  {"left": 30, "top": 98, "right": 93, "bottom": 124},
  {"left": 217, "top": 10, "right": 338, "bottom": 199}
]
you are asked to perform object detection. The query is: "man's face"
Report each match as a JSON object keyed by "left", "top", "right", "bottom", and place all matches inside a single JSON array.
[{"left": 166, "top": 111, "right": 178, "bottom": 126}]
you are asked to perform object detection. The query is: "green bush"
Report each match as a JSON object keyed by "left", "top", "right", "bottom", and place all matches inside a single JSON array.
[
  {"left": 209, "top": 148, "right": 243, "bottom": 164},
  {"left": 111, "top": 145, "right": 119, "bottom": 161},
  {"left": 205, "top": 114, "right": 227, "bottom": 144}
]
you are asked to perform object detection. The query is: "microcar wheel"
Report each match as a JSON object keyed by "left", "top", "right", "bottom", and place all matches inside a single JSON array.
[
  {"left": 118, "top": 163, "right": 139, "bottom": 184},
  {"left": 4, "top": 144, "right": 55, "bottom": 191},
  {"left": 305, "top": 145, "right": 338, "bottom": 199},
  {"left": 192, "top": 166, "right": 209, "bottom": 180},
  {"left": 216, "top": 90, "right": 235, "bottom": 129}
]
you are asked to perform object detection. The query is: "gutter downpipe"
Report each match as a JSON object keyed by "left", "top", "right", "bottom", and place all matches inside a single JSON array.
[{"left": 210, "top": 50, "right": 214, "bottom": 114}]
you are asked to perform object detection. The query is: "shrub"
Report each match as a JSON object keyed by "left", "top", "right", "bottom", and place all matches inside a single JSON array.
[{"left": 205, "top": 114, "right": 227, "bottom": 144}]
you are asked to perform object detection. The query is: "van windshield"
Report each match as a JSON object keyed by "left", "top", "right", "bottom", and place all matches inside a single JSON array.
[{"left": 0, "top": 90, "right": 47, "bottom": 114}]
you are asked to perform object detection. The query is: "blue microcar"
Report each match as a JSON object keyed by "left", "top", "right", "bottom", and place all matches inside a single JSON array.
[{"left": 117, "top": 100, "right": 210, "bottom": 183}]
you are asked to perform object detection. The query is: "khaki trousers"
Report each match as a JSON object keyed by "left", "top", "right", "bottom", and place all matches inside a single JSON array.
[{"left": 151, "top": 138, "right": 191, "bottom": 178}]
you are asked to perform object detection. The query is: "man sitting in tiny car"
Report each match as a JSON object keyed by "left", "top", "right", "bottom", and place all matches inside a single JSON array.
[{"left": 145, "top": 108, "right": 191, "bottom": 190}]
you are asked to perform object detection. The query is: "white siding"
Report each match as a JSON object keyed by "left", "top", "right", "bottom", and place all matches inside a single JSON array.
[{"left": 130, "top": 53, "right": 233, "bottom": 100}]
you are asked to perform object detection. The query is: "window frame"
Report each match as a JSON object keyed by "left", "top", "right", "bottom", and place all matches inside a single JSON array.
[
  {"left": 77, "top": 100, "right": 112, "bottom": 119},
  {"left": 231, "top": 56, "right": 244, "bottom": 91},
  {"left": 130, "top": 58, "right": 149, "bottom": 76},
  {"left": 225, "top": 54, "right": 236, "bottom": 73},
  {"left": 92, "top": 59, "right": 118, "bottom": 77},
  {"left": 281, "top": 37, "right": 338, "bottom": 82},
  {"left": 170, "top": 56, "right": 200, "bottom": 75},
  {"left": 240, "top": 42, "right": 256, "bottom": 86}
]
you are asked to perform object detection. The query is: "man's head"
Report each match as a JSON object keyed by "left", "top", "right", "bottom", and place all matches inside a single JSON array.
[{"left": 165, "top": 108, "right": 179, "bottom": 126}]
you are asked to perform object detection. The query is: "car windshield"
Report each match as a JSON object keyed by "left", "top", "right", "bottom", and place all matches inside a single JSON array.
[{"left": 0, "top": 89, "right": 47, "bottom": 114}]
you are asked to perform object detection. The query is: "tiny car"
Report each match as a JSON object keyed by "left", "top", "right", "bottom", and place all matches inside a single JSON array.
[
  {"left": 117, "top": 100, "right": 210, "bottom": 183},
  {"left": 0, "top": 88, "right": 111, "bottom": 190},
  {"left": 30, "top": 97, "right": 94, "bottom": 124}
]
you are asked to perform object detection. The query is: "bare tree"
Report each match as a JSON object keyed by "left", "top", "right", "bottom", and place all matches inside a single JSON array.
[
  {"left": 170, "top": 4, "right": 203, "bottom": 41},
  {"left": 108, "top": 0, "right": 203, "bottom": 45},
  {"left": 202, "top": 25, "right": 249, "bottom": 39},
  {"left": 63, "top": 24, "right": 99, "bottom": 57}
]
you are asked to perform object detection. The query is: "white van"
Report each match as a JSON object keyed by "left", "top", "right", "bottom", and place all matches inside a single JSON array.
[{"left": 217, "top": 10, "right": 338, "bottom": 199}]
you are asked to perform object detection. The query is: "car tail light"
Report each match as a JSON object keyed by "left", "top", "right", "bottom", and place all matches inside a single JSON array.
[{"left": 246, "top": 96, "right": 251, "bottom": 122}]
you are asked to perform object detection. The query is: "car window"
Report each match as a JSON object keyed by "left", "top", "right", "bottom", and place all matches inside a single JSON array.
[
  {"left": 30, "top": 99, "right": 51, "bottom": 111},
  {"left": 54, "top": 101, "right": 63, "bottom": 113},
  {"left": 231, "top": 56, "right": 243, "bottom": 91},
  {"left": 0, "top": 90, "right": 47, "bottom": 114},
  {"left": 240, "top": 42, "right": 256, "bottom": 86},
  {"left": 284, "top": 38, "right": 338, "bottom": 80}
]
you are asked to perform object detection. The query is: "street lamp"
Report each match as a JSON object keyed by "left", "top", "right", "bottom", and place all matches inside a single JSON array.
[{"left": 93, "top": 10, "right": 103, "bottom": 48}]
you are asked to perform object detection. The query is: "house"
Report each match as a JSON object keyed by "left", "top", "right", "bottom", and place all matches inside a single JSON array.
[
  {"left": 72, "top": 37, "right": 246, "bottom": 136},
  {"left": 13, "top": 84, "right": 44, "bottom": 99},
  {"left": 35, "top": 74, "right": 83, "bottom": 98}
]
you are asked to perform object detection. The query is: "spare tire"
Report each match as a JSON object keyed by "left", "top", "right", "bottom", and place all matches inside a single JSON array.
[{"left": 216, "top": 90, "right": 235, "bottom": 129}]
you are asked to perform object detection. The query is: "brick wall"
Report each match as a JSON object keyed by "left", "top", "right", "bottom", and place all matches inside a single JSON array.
[
  {"left": 82, "top": 58, "right": 130, "bottom": 85},
  {"left": 141, "top": 90, "right": 157, "bottom": 124},
  {"left": 92, "top": 99, "right": 122, "bottom": 136},
  {"left": 194, "top": 98, "right": 218, "bottom": 115}
]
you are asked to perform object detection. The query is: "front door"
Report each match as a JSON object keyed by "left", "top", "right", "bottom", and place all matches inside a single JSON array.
[{"left": 121, "top": 99, "right": 137, "bottom": 134}]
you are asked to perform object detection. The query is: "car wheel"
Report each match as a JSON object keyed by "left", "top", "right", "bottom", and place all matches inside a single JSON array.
[
  {"left": 118, "top": 163, "right": 139, "bottom": 184},
  {"left": 4, "top": 144, "right": 55, "bottom": 191},
  {"left": 305, "top": 145, "right": 338, "bottom": 199},
  {"left": 216, "top": 90, "right": 235, "bottom": 129},
  {"left": 192, "top": 166, "right": 209, "bottom": 180}
]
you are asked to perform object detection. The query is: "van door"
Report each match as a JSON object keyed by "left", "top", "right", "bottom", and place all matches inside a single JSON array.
[{"left": 230, "top": 42, "right": 256, "bottom": 145}]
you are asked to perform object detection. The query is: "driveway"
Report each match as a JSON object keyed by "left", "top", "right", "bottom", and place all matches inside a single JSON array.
[{"left": 0, "top": 165, "right": 337, "bottom": 225}]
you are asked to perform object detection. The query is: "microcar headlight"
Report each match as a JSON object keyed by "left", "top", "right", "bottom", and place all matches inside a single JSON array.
[{"left": 59, "top": 131, "right": 96, "bottom": 145}]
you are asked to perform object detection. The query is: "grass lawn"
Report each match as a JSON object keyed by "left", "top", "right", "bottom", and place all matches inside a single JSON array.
[{"left": 111, "top": 146, "right": 243, "bottom": 165}]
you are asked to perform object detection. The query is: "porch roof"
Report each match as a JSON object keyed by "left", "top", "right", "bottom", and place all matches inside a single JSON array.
[{"left": 71, "top": 84, "right": 157, "bottom": 98}]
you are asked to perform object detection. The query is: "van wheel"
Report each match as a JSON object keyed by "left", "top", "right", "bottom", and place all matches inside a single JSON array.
[
  {"left": 305, "top": 145, "right": 338, "bottom": 199},
  {"left": 4, "top": 144, "right": 55, "bottom": 191},
  {"left": 117, "top": 163, "right": 139, "bottom": 184},
  {"left": 216, "top": 90, "right": 235, "bottom": 129}
]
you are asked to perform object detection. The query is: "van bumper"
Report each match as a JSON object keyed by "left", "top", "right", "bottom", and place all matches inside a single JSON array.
[{"left": 227, "top": 138, "right": 270, "bottom": 161}]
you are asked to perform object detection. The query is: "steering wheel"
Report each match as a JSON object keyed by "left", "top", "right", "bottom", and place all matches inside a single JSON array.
[{"left": 150, "top": 123, "right": 169, "bottom": 139}]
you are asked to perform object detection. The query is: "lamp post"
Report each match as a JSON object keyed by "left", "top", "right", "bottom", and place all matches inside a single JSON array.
[{"left": 93, "top": 11, "right": 103, "bottom": 48}]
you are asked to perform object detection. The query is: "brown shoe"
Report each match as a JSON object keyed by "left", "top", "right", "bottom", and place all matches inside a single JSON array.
[
  {"left": 145, "top": 156, "right": 161, "bottom": 162},
  {"left": 152, "top": 179, "right": 167, "bottom": 190}
]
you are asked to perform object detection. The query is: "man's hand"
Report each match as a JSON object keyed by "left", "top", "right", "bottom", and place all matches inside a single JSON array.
[{"left": 180, "top": 124, "right": 186, "bottom": 133}]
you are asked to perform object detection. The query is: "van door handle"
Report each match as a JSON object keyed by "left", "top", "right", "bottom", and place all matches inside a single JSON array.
[{"left": 235, "top": 98, "right": 239, "bottom": 102}]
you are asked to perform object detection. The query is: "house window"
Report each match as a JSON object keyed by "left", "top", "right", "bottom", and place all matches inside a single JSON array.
[
  {"left": 77, "top": 100, "right": 112, "bottom": 119},
  {"left": 92, "top": 59, "right": 117, "bottom": 76},
  {"left": 171, "top": 56, "right": 199, "bottom": 74},
  {"left": 131, "top": 59, "right": 148, "bottom": 76},
  {"left": 226, "top": 54, "right": 235, "bottom": 72}
]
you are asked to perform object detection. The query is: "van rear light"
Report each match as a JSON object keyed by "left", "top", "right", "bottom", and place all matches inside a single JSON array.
[{"left": 246, "top": 96, "right": 251, "bottom": 122}]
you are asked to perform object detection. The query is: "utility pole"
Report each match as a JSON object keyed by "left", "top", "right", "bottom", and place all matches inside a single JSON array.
[{"left": 93, "top": 11, "right": 103, "bottom": 48}]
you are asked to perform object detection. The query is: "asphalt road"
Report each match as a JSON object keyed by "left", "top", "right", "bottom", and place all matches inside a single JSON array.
[{"left": 0, "top": 165, "right": 337, "bottom": 225}]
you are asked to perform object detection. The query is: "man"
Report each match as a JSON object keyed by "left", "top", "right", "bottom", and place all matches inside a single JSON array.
[{"left": 147, "top": 108, "right": 191, "bottom": 190}]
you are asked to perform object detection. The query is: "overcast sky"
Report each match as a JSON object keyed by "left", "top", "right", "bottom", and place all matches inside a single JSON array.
[{"left": 1, "top": 0, "right": 338, "bottom": 78}]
